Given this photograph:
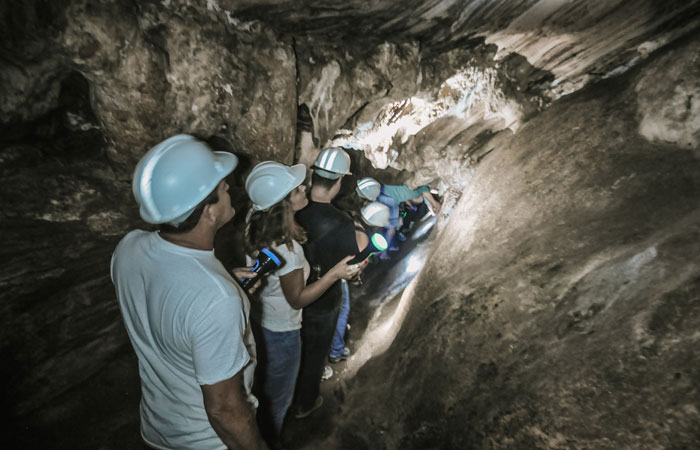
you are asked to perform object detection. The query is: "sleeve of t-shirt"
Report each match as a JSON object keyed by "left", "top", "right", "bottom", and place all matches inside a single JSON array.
[
  {"left": 383, "top": 184, "right": 429, "bottom": 202},
  {"left": 274, "top": 241, "right": 305, "bottom": 277},
  {"left": 188, "top": 295, "right": 250, "bottom": 386}
]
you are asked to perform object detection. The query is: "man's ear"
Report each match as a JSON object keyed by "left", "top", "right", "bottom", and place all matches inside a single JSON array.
[{"left": 201, "top": 203, "right": 217, "bottom": 225}]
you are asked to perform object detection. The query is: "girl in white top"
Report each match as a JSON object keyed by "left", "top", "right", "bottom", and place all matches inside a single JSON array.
[{"left": 244, "top": 162, "right": 359, "bottom": 442}]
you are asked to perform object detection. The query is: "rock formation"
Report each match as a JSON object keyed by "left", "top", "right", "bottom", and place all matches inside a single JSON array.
[{"left": 2, "top": 0, "right": 699, "bottom": 448}]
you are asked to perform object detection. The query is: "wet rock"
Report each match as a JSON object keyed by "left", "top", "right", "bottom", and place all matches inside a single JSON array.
[
  {"left": 1, "top": 0, "right": 298, "bottom": 171},
  {"left": 296, "top": 39, "right": 421, "bottom": 146},
  {"left": 323, "top": 36, "right": 700, "bottom": 450},
  {"left": 1, "top": 1, "right": 700, "bottom": 447},
  {"left": 635, "top": 39, "right": 700, "bottom": 151}
]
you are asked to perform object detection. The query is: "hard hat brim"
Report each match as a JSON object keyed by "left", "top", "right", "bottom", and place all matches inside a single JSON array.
[
  {"left": 213, "top": 151, "right": 239, "bottom": 179},
  {"left": 315, "top": 168, "right": 348, "bottom": 179},
  {"left": 362, "top": 216, "right": 390, "bottom": 227},
  {"left": 288, "top": 163, "right": 307, "bottom": 188}
]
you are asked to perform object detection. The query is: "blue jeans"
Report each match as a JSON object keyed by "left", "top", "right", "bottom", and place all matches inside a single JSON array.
[
  {"left": 330, "top": 280, "right": 350, "bottom": 357},
  {"left": 251, "top": 324, "right": 301, "bottom": 436}
]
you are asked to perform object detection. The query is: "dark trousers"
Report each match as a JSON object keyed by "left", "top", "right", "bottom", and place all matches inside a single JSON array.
[{"left": 295, "top": 306, "right": 340, "bottom": 410}]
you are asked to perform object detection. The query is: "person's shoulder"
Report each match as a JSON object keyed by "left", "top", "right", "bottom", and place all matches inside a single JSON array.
[
  {"left": 298, "top": 200, "right": 338, "bottom": 221},
  {"left": 272, "top": 240, "right": 302, "bottom": 259},
  {"left": 292, "top": 239, "right": 304, "bottom": 253},
  {"left": 121, "top": 229, "right": 149, "bottom": 242},
  {"left": 114, "top": 229, "right": 149, "bottom": 252}
]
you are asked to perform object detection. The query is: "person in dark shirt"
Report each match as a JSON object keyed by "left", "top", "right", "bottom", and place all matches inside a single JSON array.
[{"left": 293, "top": 147, "right": 368, "bottom": 418}]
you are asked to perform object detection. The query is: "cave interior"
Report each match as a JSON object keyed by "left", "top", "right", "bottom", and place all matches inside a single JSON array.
[{"left": 2, "top": 1, "right": 700, "bottom": 449}]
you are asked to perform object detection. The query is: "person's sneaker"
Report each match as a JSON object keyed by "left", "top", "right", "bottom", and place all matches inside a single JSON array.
[
  {"left": 388, "top": 245, "right": 400, "bottom": 252},
  {"left": 397, "top": 232, "right": 407, "bottom": 241},
  {"left": 328, "top": 347, "right": 351, "bottom": 364},
  {"left": 321, "top": 365, "right": 334, "bottom": 381},
  {"left": 378, "top": 252, "right": 391, "bottom": 261},
  {"left": 294, "top": 395, "right": 323, "bottom": 419}
]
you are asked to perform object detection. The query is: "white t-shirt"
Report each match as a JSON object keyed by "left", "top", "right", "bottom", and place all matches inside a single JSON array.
[
  {"left": 111, "top": 230, "right": 256, "bottom": 450},
  {"left": 247, "top": 240, "right": 310, "bottom": 332}
]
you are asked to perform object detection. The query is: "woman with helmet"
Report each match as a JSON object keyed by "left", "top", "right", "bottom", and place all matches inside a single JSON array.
[{"left": 244, "top": 161, "right": 361, "bottom": 442}]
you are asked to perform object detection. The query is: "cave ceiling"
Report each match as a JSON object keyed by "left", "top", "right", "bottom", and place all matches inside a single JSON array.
[
  {"left": 2, "top": 0, "right": 698, "bottom": 185},
  {"left": 2, "top": 0, "right": 700, "bottom": 440}
]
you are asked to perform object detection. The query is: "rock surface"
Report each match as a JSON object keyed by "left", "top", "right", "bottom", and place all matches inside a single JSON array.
[
  {"left": 1, "top": 1, "right": 700, "bottom": 448},
  {"left": 316, "top": 36, "right": 700, "bottom": 450}
]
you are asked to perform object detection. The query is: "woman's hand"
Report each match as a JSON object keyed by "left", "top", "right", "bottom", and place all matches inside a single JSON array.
[
  {"left": 328, "top": 255, "right": 363, "bottom": 281},
  {"left": 231, "top": 267, "right": 262, "bottom": 294}
]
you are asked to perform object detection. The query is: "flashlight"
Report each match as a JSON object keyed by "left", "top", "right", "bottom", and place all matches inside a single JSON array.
[
  {"left": 239, "top": 247, "right": 285, "bottom": 292},
  {"left": 370, "top": 232, "right": 388, "bottom": 252},
  {"left": 348, "top": 232, "right": 388, "bottom": 264}
]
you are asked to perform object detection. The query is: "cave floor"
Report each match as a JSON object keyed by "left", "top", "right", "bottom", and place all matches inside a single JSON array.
[{"left": 10, "top": 217, "right": 435, "bottom": 450}]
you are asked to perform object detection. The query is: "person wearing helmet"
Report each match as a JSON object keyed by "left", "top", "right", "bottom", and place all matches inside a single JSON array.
[
  {"left": 356, "top": 177, "right": 381, "bottom": 202},
  {"left": 360, "top": 201, "right": 391, "bottom": 227},
  {"left": 326, "top": 199, "right": 390, "bottom": 365},
  {"left": 243, "top": 161, "right": 361, "bottom": 442},
  {"left": 111, "top": 135, "right": 268, "bottom": 450},
  {"left": 375, "top": 183, "right": 441, "bottom": 257},
  {"left": 293, "top": 147, "right": 369, "bottom": 418}
]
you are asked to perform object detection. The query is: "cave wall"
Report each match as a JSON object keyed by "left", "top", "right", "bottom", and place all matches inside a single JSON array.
[
  {"left": 2, "top": 0, "right": 699, "bottom": 435},
  {"left": 0, "top": 0, "right": 300, "bottom": 415},
  {"left": 324, "top": 35, "right": 700, "bottom": 449}
]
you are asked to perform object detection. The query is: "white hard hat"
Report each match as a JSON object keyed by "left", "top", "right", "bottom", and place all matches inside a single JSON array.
[
  {"left": 313, "top": 147, "right": 352, "bottom": 179},
  {"left": 245, "top": 161, "right": 306, "bottom": 211},
  {"left": 132, "top": 134, "right": 237, "bottom": 225},
  {"left": 356, "top": 177, "right": 381, "bottom": 201},
  {"left": 361, "top": 201, "right": 390, "bottom": 227}
]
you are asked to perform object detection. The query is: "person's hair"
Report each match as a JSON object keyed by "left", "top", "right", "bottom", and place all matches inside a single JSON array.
[
  {"left": 245, "top": 193, "right": 307, "bottom": 255},
  {"left": 159, "top": 186, "right": 220, "bottom": 234},
  {"left": 312, "top": 172, "right": 340, "bottom": 191}
]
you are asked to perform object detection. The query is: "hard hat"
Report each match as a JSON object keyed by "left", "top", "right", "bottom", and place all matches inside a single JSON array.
[
  {"left": 132, "top": 134, "right": 238, "bottom": 225},
  {"left": 245, "top": 161, "right": 306, "bottom": 211},
  {"left": 313, "top": 147, "right": 352, "bottom": 179},
  {"left": 361, "top": 201, "right": 390, "bottom": 227},
  {"left": 356, "top": 177, "right": 381, "bottom": 201}
]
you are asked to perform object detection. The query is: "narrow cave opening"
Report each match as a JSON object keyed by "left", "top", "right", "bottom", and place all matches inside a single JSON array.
[{"left": 3, "top": 2, "right": 700, "bottom": 450}]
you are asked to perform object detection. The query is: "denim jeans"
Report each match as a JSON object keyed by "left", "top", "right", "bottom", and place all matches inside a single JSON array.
[
  {"left": 251, "top": 324, "right": 301, "bottom": 435},
  {"left": 330, "top": 280, "right": 350, "bottom": 357}
]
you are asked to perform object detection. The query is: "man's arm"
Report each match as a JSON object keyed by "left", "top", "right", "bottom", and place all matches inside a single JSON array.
[
  {"left": 201, "top": 371, "right": 268, "bottom": 450},
  {"left": 422, "top": 191, "right": 441, "bottom": 214}
]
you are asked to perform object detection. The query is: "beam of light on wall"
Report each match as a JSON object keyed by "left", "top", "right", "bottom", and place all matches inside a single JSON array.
[
  {"left": 344, "top": 247, "right": 429, "bottom": 377},
  {"left": 345, "top": 281, "right": 418, "bottom": 378},
  {"left": 372, "top": 247, "right": 426, "bottom": 306},
  {"left": 405, "top": 251, "right": 423, "bottom": 274},
  {"left": 410, "top": 215, "right": 436, "bottom": 241}
]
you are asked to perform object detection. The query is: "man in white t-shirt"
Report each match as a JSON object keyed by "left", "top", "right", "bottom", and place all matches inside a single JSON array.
[{"left": 111, "top": 135, "right": 268, "bottom": 450}]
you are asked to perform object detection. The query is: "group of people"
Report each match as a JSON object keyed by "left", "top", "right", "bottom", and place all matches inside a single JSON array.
[{"left": 111, "top": 134, "right": 437, "bottom": 450}]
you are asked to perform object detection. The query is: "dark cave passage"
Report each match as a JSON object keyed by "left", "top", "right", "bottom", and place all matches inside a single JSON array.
[{"left": 2, "top": 1, "right": 700, "bottom": 449}]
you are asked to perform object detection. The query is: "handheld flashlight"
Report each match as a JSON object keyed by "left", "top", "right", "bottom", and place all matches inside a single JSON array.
[
  {"left": 348, "top": 232, "right": 388, "bottom": 264},
  {"left": 240, "top": 247, "right": 285, "bottom": 291},
  {"left": 370, "top": 233, "right": 388, "bottom": 252}
]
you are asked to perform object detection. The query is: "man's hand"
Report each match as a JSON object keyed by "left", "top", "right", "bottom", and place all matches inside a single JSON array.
[
  {"left": 231, "top": 267, "right": 262, "bottom": 294},
  {"left": 423, "top": 191, "right": 441, "bottom": 215}
]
